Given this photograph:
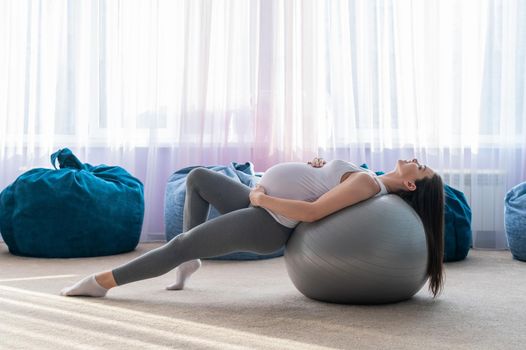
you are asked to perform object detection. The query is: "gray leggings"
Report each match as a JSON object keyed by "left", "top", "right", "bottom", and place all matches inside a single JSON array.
[{"left": 112, "top": 167, "right": 294, "bottom": 286}]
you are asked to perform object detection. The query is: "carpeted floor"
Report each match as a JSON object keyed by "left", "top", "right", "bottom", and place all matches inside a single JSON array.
[{"left": 0, "top": 242, "right": 525, "bottom": 350}]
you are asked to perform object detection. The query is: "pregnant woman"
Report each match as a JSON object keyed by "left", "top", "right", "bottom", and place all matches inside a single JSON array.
[{"left": 60, "top": 158, "right": 445, "bottom": 298}]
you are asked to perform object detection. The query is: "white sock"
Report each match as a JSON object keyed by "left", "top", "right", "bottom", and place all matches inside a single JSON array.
[
  {"left": 60, "top": 274, "right": 109, "bottom": 297},
  {"left": 166, "top": 259, "right": 202, "bottom": 291}
]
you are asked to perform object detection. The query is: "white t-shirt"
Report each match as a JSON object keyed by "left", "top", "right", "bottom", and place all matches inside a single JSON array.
[{"left": 257, "top": 160, "right": 388, "bottom": 228}]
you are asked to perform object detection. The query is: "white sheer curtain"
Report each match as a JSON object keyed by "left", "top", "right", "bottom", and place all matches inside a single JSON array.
[{"left": 0, "top": 0, "right": 524, "bottom": 248}]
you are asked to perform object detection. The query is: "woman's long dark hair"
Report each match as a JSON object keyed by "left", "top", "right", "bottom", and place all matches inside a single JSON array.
[{"left": 395, "top": 174, "right": 445, "bottom": 298}]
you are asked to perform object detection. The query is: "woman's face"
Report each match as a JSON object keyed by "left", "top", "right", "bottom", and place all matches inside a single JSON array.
[{"left": 396, "top": 158, "right": 434, "bottom": 181}]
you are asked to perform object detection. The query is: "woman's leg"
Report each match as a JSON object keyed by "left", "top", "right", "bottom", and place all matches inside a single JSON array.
[
  {"left": 182, "top": 167, "right": 251, "bottom": 232},
  {"left": 60, "top": 167, "right": 256, "bottom": 296},
  {"left": 61, "top": 207, "right": 292, "bottom": 296},
  {"left": 169, "top": 167, "right": 252, "bottom": 289},
  {"left": 111, "top": 207, "right": 292, "bottom": 286}
]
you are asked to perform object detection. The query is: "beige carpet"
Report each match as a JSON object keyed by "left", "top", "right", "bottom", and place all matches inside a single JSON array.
[{"left": 0, "top": 242, "right": 525, "bottom": 350}]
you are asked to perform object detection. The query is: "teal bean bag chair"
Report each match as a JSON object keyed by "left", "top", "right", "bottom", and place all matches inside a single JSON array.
[
  {"left": 442, "top": 184, "right": 472, "bottom": 262},
  {"left": 0, "top": 148, "right": 144, "bottom": 258},
  {"left": 505, "top": 182, "right": 526, "bottom": 261}
]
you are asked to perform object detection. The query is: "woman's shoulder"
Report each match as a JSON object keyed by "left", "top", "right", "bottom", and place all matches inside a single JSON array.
[{"left": 344, "top": 171, "right": 382, "bottom": 194}]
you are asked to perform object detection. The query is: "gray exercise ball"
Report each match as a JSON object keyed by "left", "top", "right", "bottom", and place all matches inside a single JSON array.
[{"left": 284, "top": 194, "right": 428, "bottom": 304}]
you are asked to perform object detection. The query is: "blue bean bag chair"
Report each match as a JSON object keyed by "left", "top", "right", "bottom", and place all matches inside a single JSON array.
[
  {"left": 505, "top": 182, "right": 526, "bottom": 261},
  {"left": 0, "top": 148, "right": 144, "bottom": 258},
  {"left": 361, "top": 163, "right": 472, "bottom": 262},
  {"left": 164, "top": 162, "right": 284, "bottom": 260},
  {"left": 442, "top": 185, "right": 472, "bottom": 261}
]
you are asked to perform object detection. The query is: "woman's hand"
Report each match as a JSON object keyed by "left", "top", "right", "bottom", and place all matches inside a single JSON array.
[
  {"left": 249, "top": 184, "right": 266, "bottom": 207},
  {"left": 307, "top": 157, "right": 326, "bottom": 168}
]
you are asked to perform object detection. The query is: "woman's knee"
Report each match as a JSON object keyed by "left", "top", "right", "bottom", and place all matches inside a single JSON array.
[{"left": 186, "top": 167, "right": 212, "bottom": 188}]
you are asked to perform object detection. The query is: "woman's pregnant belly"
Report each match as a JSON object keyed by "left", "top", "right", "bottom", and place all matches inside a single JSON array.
[{"left": 257, "top": 162, "right": 330, "bottom": 202}]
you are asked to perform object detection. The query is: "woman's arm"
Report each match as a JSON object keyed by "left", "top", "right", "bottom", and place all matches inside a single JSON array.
[
  {"left": 252, "top": 192, "right": 314, "bottom": 222},
  {"left": 250, "top": 172, "right": 378, "bottom": 223},
  {"left": 308, "top": 172, "right": 379, "bottom": 222}
]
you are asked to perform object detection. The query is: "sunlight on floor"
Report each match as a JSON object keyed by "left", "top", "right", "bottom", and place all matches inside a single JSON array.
[
  {"left": 1, "top": 309, "right": 175, "bottom": 350},
  {"left": 1, "top": 322, "right": 97, "bottom": 350},
  {"left": 0, "top": 274, "right": 77, "bottom": 282},
  {"left": 0, "top": 284, "right": 335, "bottom": 350}
]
